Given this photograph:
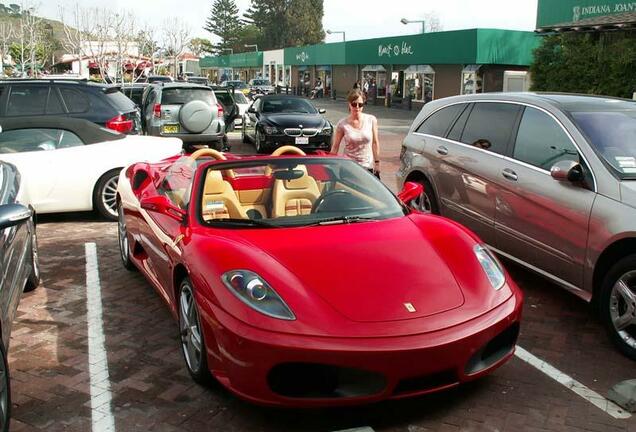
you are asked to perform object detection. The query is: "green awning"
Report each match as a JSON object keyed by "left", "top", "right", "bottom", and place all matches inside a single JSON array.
[
  {"left": 536, "top": 0, "right": 636, "bottom": 29},
  {"left": 200, "top": 51, "right": 263, "bottom": 69}
]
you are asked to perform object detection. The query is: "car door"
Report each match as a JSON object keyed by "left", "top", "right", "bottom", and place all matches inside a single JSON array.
[
  {"left": 425, "top": 101, "right": 522, "bottom": 245},
  {"left": 495, "top": 105, "right": 596, "bottom": 288},
  {"left": 246, "top": 97, "right": 262, "bottom": 140},
  {"left": 0, "top": 128, "right": 88, "bottom": 213}
]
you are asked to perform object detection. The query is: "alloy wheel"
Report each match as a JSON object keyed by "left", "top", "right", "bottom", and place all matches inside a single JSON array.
[
  {"left": 101, "top": 176, "right": 119, "bottom": 219},
  {"left": 180, "top": 283, "right": 203, "bottom": 374},
  {"left": 0, "top": 347, "right": 9, "bottom": 432},
  {"left": 609, "top": 270, "right": 636, "bottom": 350},
  {"left": 411, "top": 189, "right": 433, "bottom": 213},
  {"left": 118, "top": 206, "right": 129, "bottom": 263}
]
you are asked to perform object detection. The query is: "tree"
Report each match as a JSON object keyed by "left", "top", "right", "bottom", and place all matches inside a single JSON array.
[
  {"left": 203, "top": 0, "right": 242, "bottom": 55},
  {"left": 423, "top": 11, "right": 443, "bottom": 33},
  {"left": 189, "top": 37, "right": 214, "bottom": 57},
  {"left": 0, "top": 22, "right": 13, "bottom": 73},
  {"left": 162, "top": 17, "right": 191, "bottom": 78}
]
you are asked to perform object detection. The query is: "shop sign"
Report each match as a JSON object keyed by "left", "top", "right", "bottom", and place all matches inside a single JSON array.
[
  {"left": 572, "top": 2, "right": 636, "bottom": 21},
  {"left": 296, "top": 51, "right": 310, "bottom": 63},
  {"left": 377, "top": 41, "right": 414, "bottom": 58}
]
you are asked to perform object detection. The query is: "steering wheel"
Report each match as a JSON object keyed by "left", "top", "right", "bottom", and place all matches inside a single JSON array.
[
  {"left": 189, "top": 148, "right": 227, "bottom": 161},
  {"left": 312, "top": 190, "right": 355, "bottom": 213},
  {"left": 271, "top": 145, "right": 306, "bottom": 156}
]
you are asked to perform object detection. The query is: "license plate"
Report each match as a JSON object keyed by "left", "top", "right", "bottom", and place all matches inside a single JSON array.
[
  {"left": 162, "top": 124, "right": 179, "bottom": 134},
  {"left": 295, "top": 137, "right": 309, "bottom": 145}
]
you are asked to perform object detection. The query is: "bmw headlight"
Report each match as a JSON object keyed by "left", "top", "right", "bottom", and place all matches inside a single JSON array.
[
  {"left": 222, "top": 270, "right": 295, "bottom": 320},
  {"left": 264, "top": 125, "right": 279, "bottom": 135},
  {"left": 321, "top": 125, "right": 333, "bottom": 136},
  {"left": 473, "top": 245, "right": 505, "bottom": 290}
]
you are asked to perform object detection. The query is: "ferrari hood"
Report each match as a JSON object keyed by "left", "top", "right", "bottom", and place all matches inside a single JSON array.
[{"left": 234, "top": 217, "right": 465, "bottom": 323}]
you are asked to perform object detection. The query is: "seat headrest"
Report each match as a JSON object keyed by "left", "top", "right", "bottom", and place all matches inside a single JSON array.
[
  {"left": 284, "top": 173, "right": 316, "bottom": 190},
  {"left": 204, "top": 170, "right": 226, "bottom": 194}
]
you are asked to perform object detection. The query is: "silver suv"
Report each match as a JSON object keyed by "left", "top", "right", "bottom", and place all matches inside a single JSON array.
[
  {"left": 398, "top": 93, "right": 636, "bottom": 360},
  {"left": 142, "top": 83, "right": 225, "bottom": 148}
]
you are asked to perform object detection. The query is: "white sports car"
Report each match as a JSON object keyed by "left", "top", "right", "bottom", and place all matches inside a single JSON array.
[{"left": 0, "top": 116, "right": 182, "bottom": 220}]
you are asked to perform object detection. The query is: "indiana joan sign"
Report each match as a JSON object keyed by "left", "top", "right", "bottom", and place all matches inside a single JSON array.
[
  {"left": 537, "top": 0, "right": 636, "bottom": 27},
  {"left": 573, "top": 2, "right": 636, "bottom": 21},
  {"left": 377, "top": 41, "right": 414, "bottom": 58}
]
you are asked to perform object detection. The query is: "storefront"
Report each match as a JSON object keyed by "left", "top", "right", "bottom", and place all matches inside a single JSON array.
[
  {"left": 199, "top": 51, "right": 263, "bottom": 84},
  {"left": 404, "top": 65, "right": 435, "bottom": 102},
  {"left": 262, "top": 49, "right": 286, "bottom": 86},
  {"left": 284, "top": 42, "right": 346, "bottom": 97},
  {"left": 461, "top": 65, "right": 482, "bottom": 95},
  {"left": 361, "top": 65, "right": 386, "bottom": 98}
]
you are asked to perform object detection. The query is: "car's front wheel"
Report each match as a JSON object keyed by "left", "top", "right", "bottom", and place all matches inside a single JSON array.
[
  {"left": 0, "top": 343, "right": 11, "bottom": 432},
  {"left": 24, "top": 222, "right": 40, "bottom": 292},
  {"left": 118, "top": 204, "right": 136, "bottom": 271},
  {"left": 255, "top": 131, "right": 266, "bottom": 154},
  {"left": 242, "top": 121, "right": 249, "bottom": 144},
  {"left": 600, "top": 254, "right": 636, "bottom": 360},
  {"left": 178, "top": 278, "right": 212, "bottom": 384},
  {"left": 409, "top": 178, "right": 439, "bottom": 215},
  {"left": 94, "top": 169, "right": 121, "bottom": 221}
]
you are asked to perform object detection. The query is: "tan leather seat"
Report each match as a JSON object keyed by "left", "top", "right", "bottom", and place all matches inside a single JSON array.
[
  {"left": 271, "top": 167, "right": 320, "bottom": 217},
  {"left": 202, "top": 170, "right": 248, "bottom": 220}
]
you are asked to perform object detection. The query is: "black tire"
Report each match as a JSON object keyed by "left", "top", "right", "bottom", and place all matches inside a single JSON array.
[
  {"left": 178, "top": 278, "right": 212, "bottom": 384},
  {"left": 599, "top": 254, "right": 636, "bottom": 360},
  {"left": 117, "top": 204, "right": 137, "bottom": 272},
  {"left": 24, "top": 220, "right": 39, "bottom": 292},
  {"left": 255, "top": 131, "right": 266, "bottom": 154},
  {"left": 409, "top": 177, "right": 440, "bottom": 215},
  {"left": 242, "top": 122, "right": 249, "bottom": 144},
  {"left": 0, "top": 343, "right": 11, "bottom": 432},
  {"left": 94, "top": 169, "right": 121, "bottom": 221}
]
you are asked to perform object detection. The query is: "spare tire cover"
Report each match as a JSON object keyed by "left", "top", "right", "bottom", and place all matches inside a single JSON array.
[{"left": 179, "top": 100, "right": 213, "bottom": 133}]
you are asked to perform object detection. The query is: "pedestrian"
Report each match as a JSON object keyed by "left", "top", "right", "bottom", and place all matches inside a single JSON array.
[
  {"left": 353, "top": 80, "right": 360, "bottom": 90},
  {"left": 330, "top": 89, "right": 381, "bottom": 179}
]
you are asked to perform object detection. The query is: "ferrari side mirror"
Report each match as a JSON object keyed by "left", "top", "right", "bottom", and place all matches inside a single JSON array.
[{"left": 140, "top": 195, "right": 186, "bottom": 222}]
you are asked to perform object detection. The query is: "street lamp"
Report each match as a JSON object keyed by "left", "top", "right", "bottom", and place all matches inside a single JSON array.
[
  {"left": 326, "top": 29, "right": 346, "bottom": 42},
  {"left": 244, "top": 44, "right": 259, "bottom": 52},
  {"left": 401, "top": 18, "right": 426, "bottom": 33}
]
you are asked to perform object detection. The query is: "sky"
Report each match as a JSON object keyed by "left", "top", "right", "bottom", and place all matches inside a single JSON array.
[{"left": 37, "top": 0, "right": 539, "bottom": 44}]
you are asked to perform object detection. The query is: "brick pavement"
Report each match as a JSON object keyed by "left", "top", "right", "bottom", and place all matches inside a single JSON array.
[{"left": 6, "top": 133, "right": 636, "bottom": 431}]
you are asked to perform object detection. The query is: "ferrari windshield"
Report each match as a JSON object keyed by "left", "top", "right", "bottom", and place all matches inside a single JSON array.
[{"left": 199, "top": 158, "right": 405, "bottom": 228}]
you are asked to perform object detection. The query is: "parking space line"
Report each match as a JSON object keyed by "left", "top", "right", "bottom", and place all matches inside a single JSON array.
[
  {"left": 515, "top": 346, "right": 631, "bottom": 420},
  {"left": 85, "top": 243, "right": 116, "bottom": 432}
]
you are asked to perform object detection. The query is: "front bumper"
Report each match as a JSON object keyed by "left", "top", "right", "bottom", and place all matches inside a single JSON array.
[
  {"left": 262, "top": 134, "right": 331, "bottom": 152},
  {"left": 199, "top": 287, "right": 523, "bottom": 407}
]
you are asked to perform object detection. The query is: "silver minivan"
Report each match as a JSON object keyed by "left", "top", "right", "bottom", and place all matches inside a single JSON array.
[
  {"left": 398, "top": 93, "right": 636, "bottom": 360},
  {"left": 142, "top": 83, "right": 225, "bottom": 148}
]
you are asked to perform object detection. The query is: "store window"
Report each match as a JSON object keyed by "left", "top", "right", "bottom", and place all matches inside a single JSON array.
[
  {"left": 404, "top": 65, "right": 435, "bottom": 103},
  {"left": 361, "top": 65, "right": 386, "bottom": 98},
  {"left": 461, "top": 65, "right": 483, "bottom": 95},
  {"left": 316, "top": 66, "right": 331, "bottom": 97}
]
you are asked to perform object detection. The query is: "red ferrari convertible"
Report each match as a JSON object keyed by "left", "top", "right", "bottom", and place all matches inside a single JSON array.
[{"left": 117, "top": 146, "right": 523, "bottom": 407}]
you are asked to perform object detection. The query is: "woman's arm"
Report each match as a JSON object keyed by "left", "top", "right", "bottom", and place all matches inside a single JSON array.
[
  {"left": 330, "top": 122, "right": 344, "bottom": 155},
  {"left": 372, "top": 116, "right": 380, "bottom": 170}
]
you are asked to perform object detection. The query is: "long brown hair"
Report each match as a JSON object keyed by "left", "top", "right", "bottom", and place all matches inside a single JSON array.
[{"left": 347, "top": 89, "right": 364, "bottom": 104}]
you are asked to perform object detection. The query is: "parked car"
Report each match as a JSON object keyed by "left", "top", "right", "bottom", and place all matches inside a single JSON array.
[
  {"left": 0, "top": 160, "right": 39, "bottom": 431},
  {"left": 147, "top": 75, "right": 174, "bottom": 84},
  {"left": 231, "top": 90, "right": 251, "bottom": 128},
  {"left": 117, "top": 145, "right": 522, "bottom": 407},
  {"left": 0, "top": 116, "right": 182, "bottom": 220},
  {"left": 187, "top": 76, "right": 209, "bottom": 86},
  {"left": 220, "top": 80, "right": 250, "bottom": 95},
  {"left": 398, "top": 92, "right": 636, "bottom": 360},
  {"left": 119, "top": 82, "right": 149, "bottom": 108},
  {"left": 248, "top": 78, "right": 275, "bottom": 96},
  {"left": 209, "top": 86, "right": 241, "bottom": 135},
  {"left": 142, "top": 82, "right": 228, "bottom": 149},
  {"left": 242, "top": 95, "right": 332, "bottom": 153},
  {"left": 0, "top": 79, "right": 141, "bottom": 134}
]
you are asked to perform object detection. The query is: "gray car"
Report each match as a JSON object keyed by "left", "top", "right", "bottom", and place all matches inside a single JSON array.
[
  {"left": 398, "top": 93, "right": 636, "bottom": 360},
  {"left": 142, "top": 82, "right": 225, "bottom": 148}
]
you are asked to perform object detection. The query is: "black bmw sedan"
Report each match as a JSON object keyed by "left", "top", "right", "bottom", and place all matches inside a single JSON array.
[
  {"left": 0, "top": 160, "right": 39, "bottom": 431},
  {"left": 242, "top": 95, "right": 333, "bottom": 153}
]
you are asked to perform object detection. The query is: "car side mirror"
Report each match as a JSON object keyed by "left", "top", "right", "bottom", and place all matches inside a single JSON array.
[
  {"left": 248, "top": 106, "right": 257, "bottom": 114},
  {"left": 140, "top": 195, "right": 186, "bottom": 222},
  {"left": 397, "top": 181, "right": 424, "bottom": 207},
  {"left": 318, "top": 108, "right": 326, "bottom": 114},
  {"left": 550, "top": 160, "right": 583, "bottom": 182},
  {"left": 0, "top": 203, "right": 32, "bottom": 230}
]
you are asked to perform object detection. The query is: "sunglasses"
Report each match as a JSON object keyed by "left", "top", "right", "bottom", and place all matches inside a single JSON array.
[{"left": 350, "top": 102, "right": 364, "bottom": 108}]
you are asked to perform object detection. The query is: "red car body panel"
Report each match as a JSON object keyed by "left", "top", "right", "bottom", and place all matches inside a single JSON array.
[{"left": 118, "top": 154, "right": 524, "bottom": 407}]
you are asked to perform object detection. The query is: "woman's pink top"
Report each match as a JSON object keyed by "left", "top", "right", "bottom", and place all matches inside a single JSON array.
[{"left": 336, "top": 113, "right": 376, "bottom": 169}]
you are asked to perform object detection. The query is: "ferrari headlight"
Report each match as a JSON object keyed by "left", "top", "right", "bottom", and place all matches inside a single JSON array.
[
  {"left": 222, "top": 270, "right": 295, "bottom": 320},
  {"left": 473, "top": 245, "right": 505, "bottom": 290},
  {"left": 264, "top": 125, "right": 279, "bottom": 135}
]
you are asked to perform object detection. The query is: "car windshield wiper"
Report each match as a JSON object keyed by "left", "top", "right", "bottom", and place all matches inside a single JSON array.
[
  {"left": 207, "top": 218, "right": 276, "bottom": 228},
  {"left": 312, "top": 216, "right": 378, "bottom": 226}
]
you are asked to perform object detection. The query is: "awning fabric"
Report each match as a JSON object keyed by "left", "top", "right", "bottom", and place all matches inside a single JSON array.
[
  {"left": 462, "top": 64, "right": 482, "bottom": 73},
  {"left": 361, "top": 65, "right": 386, "bottom": 72},
  {"left": 404, "top": 65, "right": 435, "bottom": 74}
]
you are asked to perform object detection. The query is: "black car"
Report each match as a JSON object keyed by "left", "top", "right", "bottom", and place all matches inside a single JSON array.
[
  {"left": 0, "top": 160, "right": 39, "bottom": 432},
  {"left": 242, "top": 95, "right": 332, "bottom": 153},
  {"left": 0, "top": 79, "right": 141, "bottom": 134}
]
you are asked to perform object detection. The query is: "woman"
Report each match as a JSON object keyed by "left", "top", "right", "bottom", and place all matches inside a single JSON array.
[{"left": 330, "top": 89, "right": 381, "bottom": 178}]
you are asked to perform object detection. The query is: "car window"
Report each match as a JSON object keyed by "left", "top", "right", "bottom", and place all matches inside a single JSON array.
[
  {"left": 447, "top": 104, "right": 472, "bottom": 141},
  {"left": 262, "top": 98, "right": 316, "bottom": 114},
  {"left": 215, "top": 92, "right": 233, "bottom": 107},
  {"left": 513, "top": 107, "right": 579, "bottom": 171},
  {"left": 7, "top": 85, "right": 48, "bottom": 115},
  {"left": 46, "top": 88, "right": 65, "bottom": 114},
  {"left": 461, "top": 102, "right": 522, "bottom": 155},
  {"left": 105, "top": 90, "right": 136, "bottom": 111},
  {"left": 156, "top": 160, "right": 195, "bottom": 210},
  {"left": 161, "top": 88, "right": 216, "bottom": 105},
  {"left": 60, "top": 88, "right": 90, "bottom": 113},
  {"left": 416, "top": 104, "right": 465, "bottom": 137},
  {"left": 0, "top": 128, "right": 84, "bottom": 153},
  {"left": 233, "top": 92, "right": 248, "bottom": 104}
]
